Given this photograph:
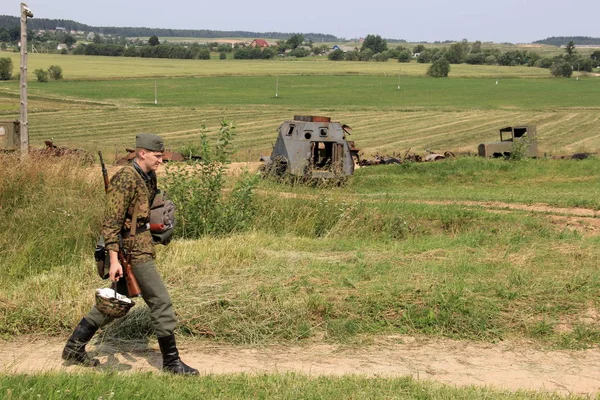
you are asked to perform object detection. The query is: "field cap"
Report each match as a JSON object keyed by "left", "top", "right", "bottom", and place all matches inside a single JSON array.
[{"left": 136, "top": 133, "right": 165, "bottom": 152}]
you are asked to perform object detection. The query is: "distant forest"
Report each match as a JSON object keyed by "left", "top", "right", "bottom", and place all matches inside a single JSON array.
[
  {"left": 0, "top": 15, "right": 339, "bottom": 42},
  {"left": 534, "top": 36, "right": 600, "bottom": 46}
]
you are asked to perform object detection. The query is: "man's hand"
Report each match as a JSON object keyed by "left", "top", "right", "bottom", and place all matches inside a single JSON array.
[
  {"left": 109, "top": 261, "right": 123, "bottom": 282},
  {"left": 108, "top": 250, "right": 123, "bottom": 282}
]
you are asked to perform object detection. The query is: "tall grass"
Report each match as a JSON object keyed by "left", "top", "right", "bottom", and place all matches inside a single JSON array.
[{"left": 2, "top": 155, "right": 600, "bottom": 349}]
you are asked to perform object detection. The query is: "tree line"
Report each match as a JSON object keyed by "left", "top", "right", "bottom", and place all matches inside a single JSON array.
[
  {"left": 0, "top": 15, "right": 338, "bottom": 42},
  {"left": 534, "top": 36, "right": 600, "bottom": 46},
  {"left": 328, "top": 35, "right": 600, "bottom": 77}
]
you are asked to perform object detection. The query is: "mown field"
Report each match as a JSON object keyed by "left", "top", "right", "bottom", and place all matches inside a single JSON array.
[
  {"left": 1, "top": 53, "right": 600, "bottom": 398},
  {"left": 0, "top": 53, "right": 599, "bottom": 159}
]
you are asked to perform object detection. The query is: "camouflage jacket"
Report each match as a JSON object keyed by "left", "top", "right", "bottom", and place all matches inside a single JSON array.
[{"left": 102, "top": 163, "right": 157, "bottom": 264}]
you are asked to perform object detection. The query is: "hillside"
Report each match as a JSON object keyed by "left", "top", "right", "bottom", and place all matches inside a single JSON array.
[{"left": 0, "top": 15, "right": 339, "bottom": 41}]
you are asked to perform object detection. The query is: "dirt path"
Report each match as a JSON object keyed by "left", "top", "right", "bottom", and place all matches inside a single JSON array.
[{"left": 2, "top": 336, "right": 600, "bottom": 396}]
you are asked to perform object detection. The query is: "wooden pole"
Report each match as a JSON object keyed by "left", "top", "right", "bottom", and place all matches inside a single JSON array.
[{"left": 19, "top": 3, "right": 32, "bottom": 159}]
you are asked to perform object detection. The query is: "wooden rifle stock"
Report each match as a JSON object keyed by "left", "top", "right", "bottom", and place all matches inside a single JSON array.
[
  {"left": 122, "top": 199, "right": 142, "bottom": 298},
  {"left": 119, "top": 248, "right": 142, "bottom": 298}
]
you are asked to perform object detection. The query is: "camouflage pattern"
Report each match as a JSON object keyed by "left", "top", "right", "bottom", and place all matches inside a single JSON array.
[{"left": 102, "top": 164, "right": 156, "bottom": 264}]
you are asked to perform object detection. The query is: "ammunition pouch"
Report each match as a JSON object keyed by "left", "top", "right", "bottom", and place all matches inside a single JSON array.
[
  {"left": 95, "top": 236, "right": 109, "bottom": 280},
  {"left": 150, "top": 190, "right": 176, "bottom": 246}
]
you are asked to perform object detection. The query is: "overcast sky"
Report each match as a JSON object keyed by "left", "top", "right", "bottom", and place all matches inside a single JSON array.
[{"left": 2, "top": 0, "right": 599, "bottom": 43}]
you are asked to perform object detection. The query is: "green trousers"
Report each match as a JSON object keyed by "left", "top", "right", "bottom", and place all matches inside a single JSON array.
[{"left": 85, "top": 260, "right": 177, "bottom": 338}]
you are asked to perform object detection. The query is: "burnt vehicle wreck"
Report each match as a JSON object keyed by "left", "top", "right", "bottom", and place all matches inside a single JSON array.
[{"left": 261, "top": 116, "right": 360, "bottom": 179}]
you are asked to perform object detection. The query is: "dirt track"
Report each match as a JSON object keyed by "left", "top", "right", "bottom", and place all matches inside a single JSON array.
[{"left": 2, "top": 336, "right": 600, "bottom": 396}]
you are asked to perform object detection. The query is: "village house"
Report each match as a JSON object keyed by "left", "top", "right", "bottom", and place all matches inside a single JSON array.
[{"left": 249, "top": 39, "right": 270, "bottom": 48}]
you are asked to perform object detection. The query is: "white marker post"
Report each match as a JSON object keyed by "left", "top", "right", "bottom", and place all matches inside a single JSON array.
[
  {"left": 154, "top": 79, "right": 158, "bottom": 104},
  {"left": 275, "top": 76, "right": 279, "bottom": 98}
]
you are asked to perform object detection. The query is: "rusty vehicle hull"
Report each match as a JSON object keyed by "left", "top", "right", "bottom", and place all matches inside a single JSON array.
[{"left": 262, "top": 116, "right": 359, "bottom": 179}]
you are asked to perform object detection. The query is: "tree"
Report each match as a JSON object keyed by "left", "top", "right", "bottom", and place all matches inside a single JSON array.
[
  {"left": 148, "top": 35, "right": 160, "bottom": 46},
  {"left": 445, "top": 42, "right": 468, "bottom": 64},
  {"left": 92, "top": 33, "right": 102, "bottom": 44},
  {"left": 412, "top": 44, "right": 425, "bottom": 54},
  {"left": 286, "top": 34, "right": 304, "bottom": 49},
  {"left": 591, "top": 50, "right": 600, "bottom": 67},
  {"left": 565, "top": 41, "right": 576, "bottom": 57},
  {"left": 0, "top": 57, "right": 13, "bottom": 80},
  {"left": 361, "top": 34, "right": 387, "bottom": 54},
  {"left": 550, "top": 61, "right": 573, "bottom": 77},
  {"left": 471, "top": 40, "right": 482, "bottom": 53},
  {"left": 427, "top": 58, "right": 450, "bottom": 77},
  {"left": 397, "top": 50, "right": 412, "bottom": 63},
  {"left": 63, "top": 34, "right": 76, "bottom": 48},
  {"left": 0, "top": 29, "right": 10, "bottom": 43}
]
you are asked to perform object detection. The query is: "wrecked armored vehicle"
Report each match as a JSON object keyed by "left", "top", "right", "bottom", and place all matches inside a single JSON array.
[
  {"left": 261, "top": 116, "right": 360, "bottom": 179},
  {"left": 478, "top": 125, "right": 538, "bottom": 158}
]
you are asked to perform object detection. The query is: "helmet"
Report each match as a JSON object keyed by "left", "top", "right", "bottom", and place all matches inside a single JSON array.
[{"left": 95, "top": 287, "right": 135, "bottom": 318}]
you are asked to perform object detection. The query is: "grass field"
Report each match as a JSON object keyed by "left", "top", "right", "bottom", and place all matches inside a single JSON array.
[
  {"left": 0, "top": 53, "right": 598, "bottom": 159},
  {"left": 1, "top": 53, "right": 600, "bottom": 397}
]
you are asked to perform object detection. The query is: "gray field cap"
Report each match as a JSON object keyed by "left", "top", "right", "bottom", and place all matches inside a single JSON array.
[{"left": 136, "top": 133, "right": 165, "bottom": 152}]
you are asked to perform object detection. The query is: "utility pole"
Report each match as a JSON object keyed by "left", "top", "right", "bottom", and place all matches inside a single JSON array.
[{"left": 19, "top": 3, "right": 33, "bottom": 159}]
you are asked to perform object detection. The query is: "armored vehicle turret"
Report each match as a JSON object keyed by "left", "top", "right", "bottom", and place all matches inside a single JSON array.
[{"left": 261, "top": 116, "right": 360, "bottom": 179}]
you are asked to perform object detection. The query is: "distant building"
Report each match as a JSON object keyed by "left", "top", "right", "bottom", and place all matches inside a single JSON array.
[
  {"left": 56, "top": 26, "right": 66, "bottom": 31},
  {"left": 332, "top": 45, "right": 355, "bottom": 52},
  {"left": 250, "top": 39, "right": 270, "bottom": 48},
  {"left": 57, "top": 43, "right": 68, "bottom": 51}
]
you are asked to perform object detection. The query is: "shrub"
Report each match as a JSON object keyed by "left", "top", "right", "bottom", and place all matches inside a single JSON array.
[
  {"left": 219, "top": 51, "right": 227, "bottom": 60},
  {"left": 485, "top": 55, "right": 497, "bottom": 65},
  {"left": 163, "top": 121, "right": 260, "bottom": 239},
  {"left": 344, "top": 50, "right": 360, "bottom": 61},
  {"left": 550, "top": 61, "right": 573, "bottom": 77},
  {"left": 327, "top": 49, "right": 344, "bottom": 61},
  {"left": 427, "top": 58, "right": 450, "bottom": 77},
  {"left": 48, "top": 65, "right": 63, "bottom": 80},
  {"left": 359, "top": 49, "right": 373, "bottom": 61},
  {"left": 34, "top": 68, "right": 48, "bottom": 82},
  {"left": 397, "top": 50, "right": 412, "bottom": 63},
  {"left": 0, "top": 57, "right": 12, "bottom": 80},
  {"left": 372, "top": 51, "right": 390, "bottom": 62},
  {"left": 535, "top": 57, "right": 554, "bottom": 69}
]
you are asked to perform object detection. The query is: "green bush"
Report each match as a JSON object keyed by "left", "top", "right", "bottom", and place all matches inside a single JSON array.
[
  {"left": 0, "top": 57, "right": 12, "bottom": 80},
  {"left": 327, "top": 49, "right": 344, "bottom": 61},
  {"left": 427, "top": 58, "right": 450, "bottom": 77},
  {"left": 550, "top": 61, "right": 573, "bottom": 77},
  {"left": 48, "top": 64, "right": 63, "bottom": 80},
  {"left": 397, "top": 50, "right": 412, "bottom": 63},
  {"left": 34, "top": 68, "right": 48, "bottom": 82}
]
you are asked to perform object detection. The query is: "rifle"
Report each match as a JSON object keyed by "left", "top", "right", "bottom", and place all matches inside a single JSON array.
[
  {"left": 98, "top": 151, "right": 109, "bottom": 194},
  {"left": 98, "top": 151, "right": 142, "bottom": 298},
  {"left": 118, "top": 212, "right": 142, "bottom": 298}
]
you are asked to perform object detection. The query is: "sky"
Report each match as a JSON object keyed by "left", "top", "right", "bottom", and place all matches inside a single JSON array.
[{"left": 1, "top": 0, "right": 599, "bottom": 43}]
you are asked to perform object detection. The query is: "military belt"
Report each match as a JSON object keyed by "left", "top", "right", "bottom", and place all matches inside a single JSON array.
[{"left": 121, "top": 223, "right": 150, "bottom": 238}]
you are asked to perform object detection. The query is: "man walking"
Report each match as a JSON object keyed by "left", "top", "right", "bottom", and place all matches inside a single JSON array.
[{"left": 62, "top": 133, "right": 198, "bottom": 375}]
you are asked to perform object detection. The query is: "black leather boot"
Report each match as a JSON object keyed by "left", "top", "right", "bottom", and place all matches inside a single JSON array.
[
  {"left": 157, "top": 334, "right": 198, "bottom": 375},
  {"left": 62, "top": 318, "right": 100, "bottom": 366}
]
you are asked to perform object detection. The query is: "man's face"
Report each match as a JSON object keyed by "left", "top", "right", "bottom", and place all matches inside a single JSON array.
[{"left": 141, "top": 150, "right": 164, "bottom": 172}]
